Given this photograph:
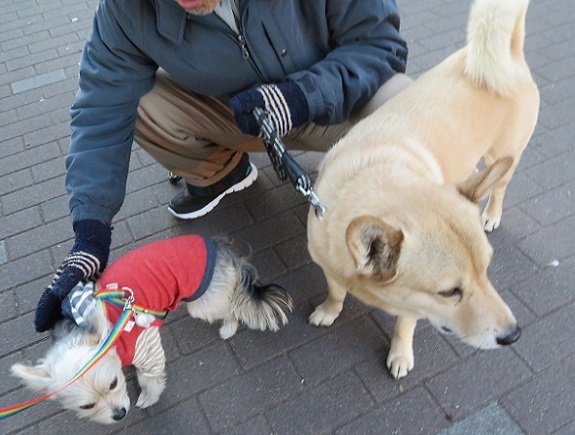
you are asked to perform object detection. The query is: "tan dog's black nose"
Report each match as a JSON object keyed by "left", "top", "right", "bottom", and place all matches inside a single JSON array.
[{"left": 496, "top": 326, "right": 521, "bottom": 345}]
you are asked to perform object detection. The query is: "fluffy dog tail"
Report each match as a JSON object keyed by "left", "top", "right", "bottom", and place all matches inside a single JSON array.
[
  {"left": 464, "top": 0, "right": 531, "bottom": 97},
  {"left": 232, "top": 261, "right": 294, "bottom": 333}
]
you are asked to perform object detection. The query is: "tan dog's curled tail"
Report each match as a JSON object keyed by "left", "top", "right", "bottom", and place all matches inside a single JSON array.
[
  {"left": 465, "top": 0, "right": 531, "bottom": 97},
  {"left": 232, "top": 260, "right": 294, "bottom": 332}
]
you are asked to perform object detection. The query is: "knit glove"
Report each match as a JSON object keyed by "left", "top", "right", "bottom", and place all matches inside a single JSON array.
[
  {"left": 34, "top": 219, "right": 111, "bottom": 332},
  {"left": 229, "top": 81, "right": 309, "bottom": 137}
]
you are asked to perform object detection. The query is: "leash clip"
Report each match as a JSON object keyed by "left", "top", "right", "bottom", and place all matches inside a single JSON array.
[{"left": 122, "top": 287, "right": 135, "bottom": 312}]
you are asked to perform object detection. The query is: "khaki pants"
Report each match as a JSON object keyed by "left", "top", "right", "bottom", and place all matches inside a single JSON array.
[{"left": 134, "top": 70, "right": 412, "bottom": 188}]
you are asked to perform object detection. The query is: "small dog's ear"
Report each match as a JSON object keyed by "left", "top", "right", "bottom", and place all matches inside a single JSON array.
[
  {"left": 346, "top": 216, "right": 403, "bottom": 281},
  {"left": 11, "top": 363, "right": 53, "bottom": 391},
  {"left": 457, "top": 157, "right": 513, "bottom": 203}
]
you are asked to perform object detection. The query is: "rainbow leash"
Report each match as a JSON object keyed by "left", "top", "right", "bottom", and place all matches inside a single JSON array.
[{"left": 0, "top": 290, "right": 136, "bottom": 420}]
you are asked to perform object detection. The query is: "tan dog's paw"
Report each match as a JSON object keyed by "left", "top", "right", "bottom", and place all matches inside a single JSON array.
[
  {"left": 309, "top": 303, "right": 342, "bottom": 327},
  {"left": 481, "top": 211, "right": 501, "bottom": 232},
  {"left": 386, "top": 349, "right": 414, "bottom": 380}
]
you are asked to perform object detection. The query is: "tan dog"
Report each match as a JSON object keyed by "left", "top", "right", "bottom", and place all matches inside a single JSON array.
[{"left": 307, "top": 0, "right": 538, "bottom": 379}]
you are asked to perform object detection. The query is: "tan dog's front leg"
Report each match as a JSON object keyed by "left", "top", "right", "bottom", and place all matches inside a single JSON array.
[
  {"left": 386, "top": 316, "right": 417, "bottom": 379},
  {"left": 309, "top": 275, "right": 347, "bottom": 326}
]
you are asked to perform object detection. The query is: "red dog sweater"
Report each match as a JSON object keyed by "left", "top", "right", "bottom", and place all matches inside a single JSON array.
[{"left": 97, "top": 235, "right": 217, "bottom": 366}]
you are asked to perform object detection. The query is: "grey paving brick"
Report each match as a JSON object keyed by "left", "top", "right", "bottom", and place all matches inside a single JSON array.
[
  {"left": 511, "top": 256, "right": 575, "bottom": 317},
  {"left": 426, "top": 349, "right": 532, "bottom": 421},
  {"left": 39, "top": 193, "right": 69, "bottom": 223},
  {"left": 146, "top": 341, "right": 240, "bottom": 415},
  {"left": 6, "top": 49, "right": 59, "bottom": 73},
  {"left": 168, "top": 315, "right": 222, "bottom": 356},
  {"left": 228, "top": 301, "right": 328, "bottom": 370},
  {"left": 244, "top": 182, "right": 307, "bottom": 222},
  {"left": 289, "top": 317, "right": 387, "bottom": 385},
  {"left": 336, "top": 387, "right": 448, "bottom": 435},
  {"left": 0, "top": 249, "right": 52, "bottom": 292},
  {"left": 499, "top": 170, "right": 546, "bottom": 209},
  {"left": 274, "top": 234, "right": 312, "bottom": 270},
  {"left": 5, "top": 217, "right": 71, "bottom": 261},
  {"left": 267, "top": 372, "right": 375, "bottom": 435},
  {"left": 0, "top": 241, "right": 7, "bottom": 266},
  {"left": 199, "top": 356, "right": 304, "bottom": 432},
  {"left": 0, "top": 87, "right": 44, "bottom": 114},
  {"left": 517, "top": 215, "right": 575, "bottom": 267},
  {"left": 0, "top": 312, "right": 43, "bottom": 355},
  {"left": 501, "top": 354, "right": 575, "bottom": 435},
  {"left": 11, "top": 69, "right": 67, "bottom": 94},
  {"left": 247, "top": 247, "right": 285, "bottom": 281},
  {"left": 220, "top": 415, "right": 272, "bottom": 435},
  {"left": 0, "top": 141, "right": 62, "bottom": 177},
  {"left": 13, "top": 275, "right": 52, "bottom": 315},
  {"left": 0, "top": 168, "right": 33, "bottom": 196},
  {"left": 0, "top": 287, "right": 17, "bottom": 321},
  {"left": 438, "top": 401, "right": 523, "bottom": 435},
  {"left": 512, "top": 302, "right": 575, "bottom": 373},
  {"left": 520, "top": 180, "right": 575, "bottom": 227},
  {"left": 123, "top": 397, "right": 212, "bottom": 435},
  {"left": 275, "top": 262, "right": 327, "bottom": 304},
  {"left": 486, "top": 207, "right": 542, "bottom": 252},
  {"left": 535, "top": 123, "right": 575, "bottom": 158},
  {"left": 23, "top": 121, "right": 70, "bottom": 148},
  {"left": 488, "top": 245, "right": 538, "bottom": 292},
  {"left": 0, "top": 351, "right": 25, "bottom": 395},
  {"left": 232, "top": 211, "right": 305, "bottom": 253}
]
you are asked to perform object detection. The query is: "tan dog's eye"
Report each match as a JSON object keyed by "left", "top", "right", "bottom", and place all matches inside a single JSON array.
[
  {"left": 439, "top": 287, "right": 463, "bottom": 298},
  {"left": 79, "top": 403, "right": 95, "bottom": 410},
  {"left": 110, "top": 377, "right": 118, "bottom": 390}
]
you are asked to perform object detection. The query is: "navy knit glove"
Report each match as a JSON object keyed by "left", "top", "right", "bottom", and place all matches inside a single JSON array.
[
  {"left": 230, "top": 81, "right": 309, "bottom": 137},
  {"left": 34, "top": 219, "right": 111, "bottom": 332}
]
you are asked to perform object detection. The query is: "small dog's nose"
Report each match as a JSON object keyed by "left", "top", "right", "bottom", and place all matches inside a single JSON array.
[
  {"left": 496, "top": 326, "right": 521, "bottom": 346},
  {"left": 112, "top": 407, "right": 127, "bottom": 421}
]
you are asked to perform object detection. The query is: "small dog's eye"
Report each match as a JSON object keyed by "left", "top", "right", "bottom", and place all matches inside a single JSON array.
[
  {"left": 110, "top": 377, "right": 118, "bottom": 390},
  {"left": 439, "top": 287, "right": 463, "bottom": 298},
  {"left": 79, "top": 403, "right": 95, "bottom": 410}
]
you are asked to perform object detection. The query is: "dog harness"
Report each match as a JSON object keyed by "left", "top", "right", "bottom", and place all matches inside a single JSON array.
[{"left": 97, "top": 235, "right": 217, "bottom": 366}]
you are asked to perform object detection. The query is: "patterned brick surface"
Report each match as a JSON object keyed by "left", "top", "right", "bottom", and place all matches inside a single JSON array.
[{"left": 1, "top": 0, "right": 574, "bottom": 433}]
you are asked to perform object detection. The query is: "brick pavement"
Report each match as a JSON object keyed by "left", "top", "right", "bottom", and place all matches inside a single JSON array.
[{"left": 1, "top": 0, "right": 574, "bottom": 433}]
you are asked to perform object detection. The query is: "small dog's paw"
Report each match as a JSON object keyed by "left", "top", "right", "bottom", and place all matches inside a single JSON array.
[
  {"left": 136, "top": 390, "right": 161, "bottom": 409},
  {"left": 219, "top": 318, "right": 239, "bottom": 340},
  {"left": 386, "top": 351, "right": 414, "bottom": 380},
  {"left": 309, "top": 304, "right": 340, "bottom": 327}
]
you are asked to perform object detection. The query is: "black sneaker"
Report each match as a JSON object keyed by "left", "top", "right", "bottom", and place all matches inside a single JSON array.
[{"left": 168, "top": 156, "right": 258, "bottom": 220}]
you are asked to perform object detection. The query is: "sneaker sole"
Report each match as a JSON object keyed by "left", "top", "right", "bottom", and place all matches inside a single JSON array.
[{"left": 168, "top": 164, "right": 258, "bottom": 220}]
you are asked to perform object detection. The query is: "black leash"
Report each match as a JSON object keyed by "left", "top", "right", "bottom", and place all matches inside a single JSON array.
[{"left": 253, "top": 107, "right": 325, "bottom": 218}]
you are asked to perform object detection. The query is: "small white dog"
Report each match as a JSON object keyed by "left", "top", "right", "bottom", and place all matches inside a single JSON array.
[{"left": 12, "top": 235, "right": 293, "bottom": 424}]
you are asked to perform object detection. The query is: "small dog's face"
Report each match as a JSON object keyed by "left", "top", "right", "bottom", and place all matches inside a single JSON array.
[{"left": 12, "top": 322, "right": 130, "bottom": 424}]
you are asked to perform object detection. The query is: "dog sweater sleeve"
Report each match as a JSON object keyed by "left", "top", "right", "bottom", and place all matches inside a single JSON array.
[{"left": 132, "top": 326, "right": 166, "bottom": 377}]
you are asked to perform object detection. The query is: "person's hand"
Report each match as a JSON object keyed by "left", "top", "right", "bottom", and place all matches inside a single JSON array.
[
  {"left": 34, "top": 220, "right": 111, "bottom": 332},
  {"left": 229, "top": 81, "right": 309, "bottom": 137}
]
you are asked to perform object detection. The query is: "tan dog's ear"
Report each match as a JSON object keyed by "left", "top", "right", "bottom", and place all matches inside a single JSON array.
[
  {"left": 11, "top": 363, "right": 53, "bottom": 392},
  {"left": 457, "top": 157, "right": 513, "bottom": 203},
  {"left": 346, "top": 216, "right": 403, "bottom": 281}
]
